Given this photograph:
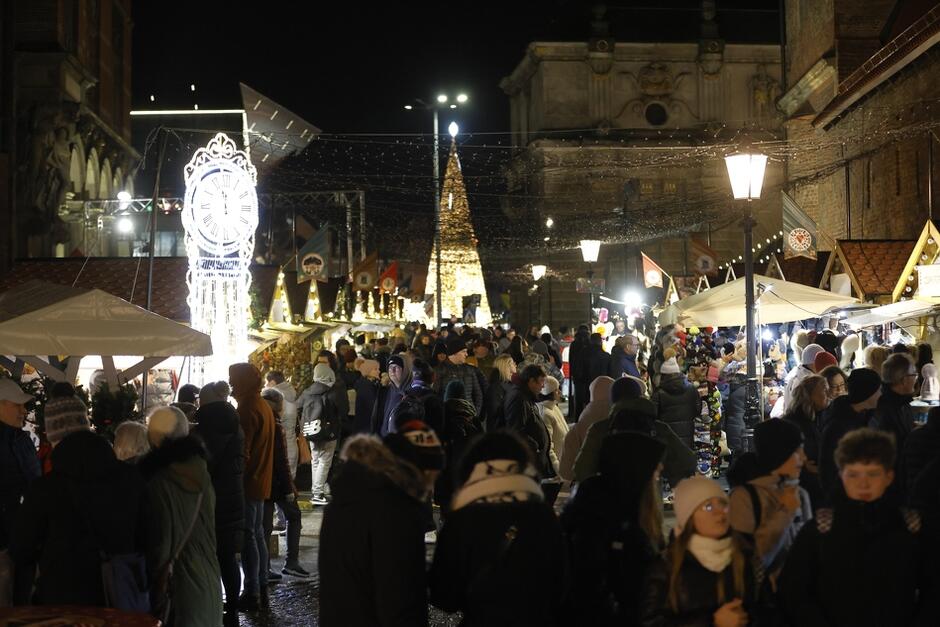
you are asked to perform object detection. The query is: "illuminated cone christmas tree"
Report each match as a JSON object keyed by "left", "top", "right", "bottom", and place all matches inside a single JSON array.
[{"left": 426, "top": 138, "right": 492, "bottom": 325}]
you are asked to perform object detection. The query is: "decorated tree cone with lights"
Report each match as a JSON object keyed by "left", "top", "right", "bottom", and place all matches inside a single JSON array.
[{"left": 425, "top": 133, "right": 492, "bottom": 325}]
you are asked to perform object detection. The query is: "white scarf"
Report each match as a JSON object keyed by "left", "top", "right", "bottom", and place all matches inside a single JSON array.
[
  {"left": 688, "top": 534, "right": 734, "bottom": 573},
  {"left": 451, "top": 459, "right": 544, "bottom": 511}
]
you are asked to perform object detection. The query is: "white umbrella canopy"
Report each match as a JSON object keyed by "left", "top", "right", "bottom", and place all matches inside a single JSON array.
[
  {"left": 659, "top": 274, "right": 858, "bottom": 327},
  {"left": 0, "top": 280, "right": 212, "bottom": 357}
]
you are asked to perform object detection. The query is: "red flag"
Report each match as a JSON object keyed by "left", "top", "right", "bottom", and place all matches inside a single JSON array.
[
  {"left": 379, "top": 261, "right": 399, "bottom": 293},
  {"left": 689, "top": 239, "right": 718, "bottom": 277},
  {"left": 642, "top": 252, "right": 665, "bottom": 288}
]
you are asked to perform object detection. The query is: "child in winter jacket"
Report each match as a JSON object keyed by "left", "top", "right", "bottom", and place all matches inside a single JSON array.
[
  {"left": 640, "top": 476, "right": 763, "bottom": 627},
  {"left": 537, "top": 376, "right": 569, "bottom": 476},
  {"left": 778, "top": 428, "right": 940, "bottom": 626}
]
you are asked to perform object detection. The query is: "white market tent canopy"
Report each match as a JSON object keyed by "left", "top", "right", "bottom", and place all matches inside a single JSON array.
[
  {"left": 659, "top": 274, "right": 858, "bottom": 327},
  {"left": 844, "top": 298, "right": 940, "bottom": 329},
  {"left": 0, "top": 280, "right": 211, "bottom": 387}
]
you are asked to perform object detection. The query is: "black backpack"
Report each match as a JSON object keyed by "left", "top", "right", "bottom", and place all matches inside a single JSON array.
[{"left": 303, "top": 393, "right": 339, "bottom": 443}]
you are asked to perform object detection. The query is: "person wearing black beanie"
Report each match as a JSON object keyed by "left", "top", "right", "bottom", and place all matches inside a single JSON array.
[
  {"left": 729, "top": 418, "right": 812, "bottom": 574},
  {"left": 818, "top": 367, "right": 884, "bottom": 505}
]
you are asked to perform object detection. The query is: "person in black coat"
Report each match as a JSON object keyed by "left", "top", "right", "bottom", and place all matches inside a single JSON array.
[
  {"left": 819, "top": 368, "right": 883, "bottom": 505},
  {"left": 504, "top": 365, "right": 554, "bottom": 479},
  {"left": 352, "top": 359, "right": 381, "bottom": 435},
  {"left": 192, "top": 381, "right": 245, "bottom": 624},
  {"left": 651, "top": 358, "right": 702, "bottom": 450},
  {"left": 0, "top": 379, "right": 40, "bottom": 569},
  {"left": 722, "top": 373, "right": 747, "bottom": 457},
  {"left": 429, "top": 432, "right": 568, "bottom": 627},
  {"left": 404, "top": 358, "right": 445, "bottom": 436},
  {"left": 562, "top": 432, "right": 666, "bottom": 626},
  {"left": 586, "top": 333, "right": 612, "bottom": 386},
  {"left": 568, "top": 328, "right": 592, "bottom": 421},
  {"left": 902, "top": 406, "right": 940, "bottom": 499},
  {"left": 783, "top": 374, "right": 829, "bottom": 508},
  {"left": 778, "top": 428, "right": 940, "bottom": 626},
  {"left": 318, "top": 432, "right": 439, "bottom": 627},
  {"left": 11, "top": 426, "right": 146, "bottom": 606},
  {"left": 871, "top": 353, "right": 918, "bottom": 465},
  {"left": 483, "top": 354, "right": 515, "bottom": 432}
]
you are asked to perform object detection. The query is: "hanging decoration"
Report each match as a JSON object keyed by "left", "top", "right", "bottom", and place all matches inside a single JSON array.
[{"left": 182, "top": 132, "right": 258, "bottom": 384}]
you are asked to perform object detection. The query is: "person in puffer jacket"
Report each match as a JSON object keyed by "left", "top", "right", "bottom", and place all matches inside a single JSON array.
[{"left": 650, "top": 357, "right": 701, "bottom": 450}]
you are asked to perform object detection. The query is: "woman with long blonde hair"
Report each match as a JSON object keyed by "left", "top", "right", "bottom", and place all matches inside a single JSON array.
[
  {"left": 641, "top": 476, "right": 762, "bottom": 627},
  {"left": 483, "top": 353, "right": 517, "bottom": 432}
]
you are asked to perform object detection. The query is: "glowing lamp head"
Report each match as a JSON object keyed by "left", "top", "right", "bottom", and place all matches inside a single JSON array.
[
  {"left": 724, "top": 152, "right": 768, "bottom": 200},
  {"left": 404, "top": 104, "right": 413, "bottom": 110},
  {"left": 532, "top": 264, "right": 547, "bottom": 281},
  {"left": 623, "top": 291, "right": 642, "bottom": 309},
  {"left": 580, "top": 240, "right": 601, "bottom": 263},
  {"left": 437, "top": 94, "right": 448, "bottom": 103},
  {"left": 456, "top": 94, "right": 468, "bottom": 103},
  {"left": 117, "top": 217, "right": 134, "bottom": 234},
  {"left": 761, "top": 328, "right": 774, "bottom": 341},
  {"left": 448, "top": 122, "right": 459, "bottom": 138},
  {"left": 545, "top": 217, "right": 554, "bottom": 228}
]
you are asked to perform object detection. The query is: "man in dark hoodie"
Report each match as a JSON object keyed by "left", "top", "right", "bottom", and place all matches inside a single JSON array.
[
  {"left": 11, "top": 394, "right": 147, "bottom": 608},
  {"left": 193, "top": 380, "right": 245, "bottom": 626},
  {"left": 319, "top": 426, "right": 442, "bottom": 627}
]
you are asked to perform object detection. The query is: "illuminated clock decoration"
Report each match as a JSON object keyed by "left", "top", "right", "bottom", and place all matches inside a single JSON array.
[
  {"left": 788, "top": 228, "right": 812, "bottom": 252},
  {"left": 182, "top": 133, "right": 258, "bottom": 383}
]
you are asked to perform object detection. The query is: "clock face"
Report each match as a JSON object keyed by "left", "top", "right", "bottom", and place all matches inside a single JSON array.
[
  {"left": 788, "top": 228, "right": 812, "bottom": 252},
  {"left": 184, "top": 161, "right": 258, "bottom": 256}
]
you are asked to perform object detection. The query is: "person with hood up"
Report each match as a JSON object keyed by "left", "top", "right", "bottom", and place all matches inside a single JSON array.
[
  {"left": 412, "top": 331, "right": 434, "bottom": 362},
  {"left": 260, "top": 388, "right": 308, "bottom": 580},
  {"left": 523, "top": 339, "right": 564, "bottom": 383},
  {"left": 139, "top": 406, "right": 222, "bottom": 625},
  {"left": 317, "top": 350, "right": 350, "bottom": 429},
  {"left": 11, "top": 394, "right": 147, "bottom": 608},
  {"left": 558, "top": 375, "right": 614, "bottom": 481},
  {"left": 568, "top": 327, "right": 593, "bottom": 421},
  {"left": 772, "top": 343, "right": 826, "bottom": 418},
  {"left": 378, "top": 354, "right": 413, "bottom": 437},
  {"left": 562, "top": 432, "right": 665, "bottom": 625},
  {"left": 574, "top": 377, "right": 696, "bottom": 485},
  {"left": 819, "top": 367, "right": 883, "bottom": 504},
  {"left": 650, "top": 357, "right": 702, "bottom": 450},
  {"left": 870, "top": 353, "right": 918, "bottom": 462},
  {"left": 778, "top": 428, "right": 940, "bottom": 626},
  {"left": 192, "top": 380, "right": 244, "bottom": 626},
  {"left": 172, "top": 383, "right": 200, "bottom": 421},
  {"left": 229, "top": 362, "right": 275, "bottom": 612},
  {"left": 299, "top": 363, "right": 340, "bottom": 506},
  {"left": 640, "top": 476, "right": 763, "bottom": 627},
  {"left": 729, "top": 418, "right": 811, "bottom": 576},
  {"left": 265, "top": 371, "right": 299, "bottom": 477},
  {"left": 537, "top": 376, "right": 569, "bottom": 476},
  {"left": 319, "top": 424, "right": 443, "bottom": 627},
  {"left": 434, "top": 336, "right": 484, "bottom": 414},
  {"left": 405, "top": 358, "right": 445, "bottom": 437},
  {"left": 352, "top": 359, "right": 381, "bottom": 435},
  {"left": 438, "top": 380, "right": 482, "bottom": 513},
  {"left": 483, "top": 354, "right": 516, "bottom": 432},
  {"left": 429, "top": 431, "right": 568, "bottom": 627}
]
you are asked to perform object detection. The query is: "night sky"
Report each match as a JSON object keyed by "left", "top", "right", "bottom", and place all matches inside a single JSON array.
[{"left": 131, "top": 1, "right": 781, "bottom": 276}]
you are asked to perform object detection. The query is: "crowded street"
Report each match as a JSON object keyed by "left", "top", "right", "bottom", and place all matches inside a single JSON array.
[{"left": 4, "top": 1, "right": 940, "bottom": 626}]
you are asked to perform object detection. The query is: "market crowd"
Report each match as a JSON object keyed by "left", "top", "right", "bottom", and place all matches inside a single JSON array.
[{"left": 1, "top": 318, "right": 939, "bottom": 626}]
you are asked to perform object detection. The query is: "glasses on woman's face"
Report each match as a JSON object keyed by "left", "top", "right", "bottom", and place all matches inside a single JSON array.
[{"left": 700, "top": 498, "right": 730, "bottom": 513}]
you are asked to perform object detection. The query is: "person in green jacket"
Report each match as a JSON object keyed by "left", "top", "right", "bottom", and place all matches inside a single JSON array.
[
  {"left": 573, "top": 377, "right": 696, "bottom": 486},
  {"left": 140, "top": 406, "right": 222, "bottom": 627}
]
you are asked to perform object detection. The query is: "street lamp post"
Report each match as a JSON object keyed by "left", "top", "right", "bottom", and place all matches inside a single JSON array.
[
  {"left": 580, "top": 240, "right": 601, "bottom": 327},
  {"left": 405, "top": 92, "right": 468, "bottom": 329},
  {"left": 724, "top": 151, "right": 768, "bottom": 446},
  {"left": 532, "top": 264, "right": 546, "bottom": 326}
]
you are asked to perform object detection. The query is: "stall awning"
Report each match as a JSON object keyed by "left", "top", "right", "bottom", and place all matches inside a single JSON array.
[
  {"left": 844, "top": 299, "right": 939, "bottom": 328},
  {"left": 0, "top": 280, "right": 212, "bottom": 357},
  {"left": 659, "top": 274, "right": 858, "bottom": 327}
]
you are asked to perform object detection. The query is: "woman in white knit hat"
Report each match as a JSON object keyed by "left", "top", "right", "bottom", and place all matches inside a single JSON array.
[{"left": 640, "top": 476, "right": 762, "bottom": 627}]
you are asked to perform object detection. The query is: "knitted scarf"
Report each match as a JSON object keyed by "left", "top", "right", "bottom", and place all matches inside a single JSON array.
[
  {"left": 451, "top": 459, "right": 544, "bottom": 511},
  {"left": 688, "top": 534, "right": 734, "bottom": 573}
]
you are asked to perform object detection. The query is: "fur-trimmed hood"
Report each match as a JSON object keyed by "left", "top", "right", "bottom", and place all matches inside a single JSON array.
[
  {"left": 336, "top": 434, "right": 427, "bottom": 501},
  {"left": 138, "top": 434, "right": 210, "bottom": 493}
]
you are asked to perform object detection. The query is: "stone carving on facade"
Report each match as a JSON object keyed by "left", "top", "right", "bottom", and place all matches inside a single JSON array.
[
  {"left": 20, "top": 104, "right": 79, "bottom": 238},
  {"left": 698, "top": 39, "right": 725, "bottom": 77},
  {"left": 750, "top": 65, "right": 781, "bottom": 119},
  {"left": 616, "top": 62, "right": 698, "bottom": 123}
]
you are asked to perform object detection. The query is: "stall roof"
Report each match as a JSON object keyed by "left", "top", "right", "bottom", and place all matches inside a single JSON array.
[
  {"left": 845, "top": 299, "right": 939, "bottom": 328},
  {"left": 0, "top": 258, "right": 280, "bottom": 323},
  {"left": 820, "top": 239, "right": 916, "bottom": 302},
  {"left": 0, "top": 280, "right": 212, "bottom": 357}
]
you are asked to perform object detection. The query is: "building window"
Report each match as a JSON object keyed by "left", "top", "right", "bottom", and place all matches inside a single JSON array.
[
  {"left": 664, "top": 181, "right": 677, "bottom": 195},
  {"left": 640, "top": 180, "right": 655, "bottom": 196}
]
